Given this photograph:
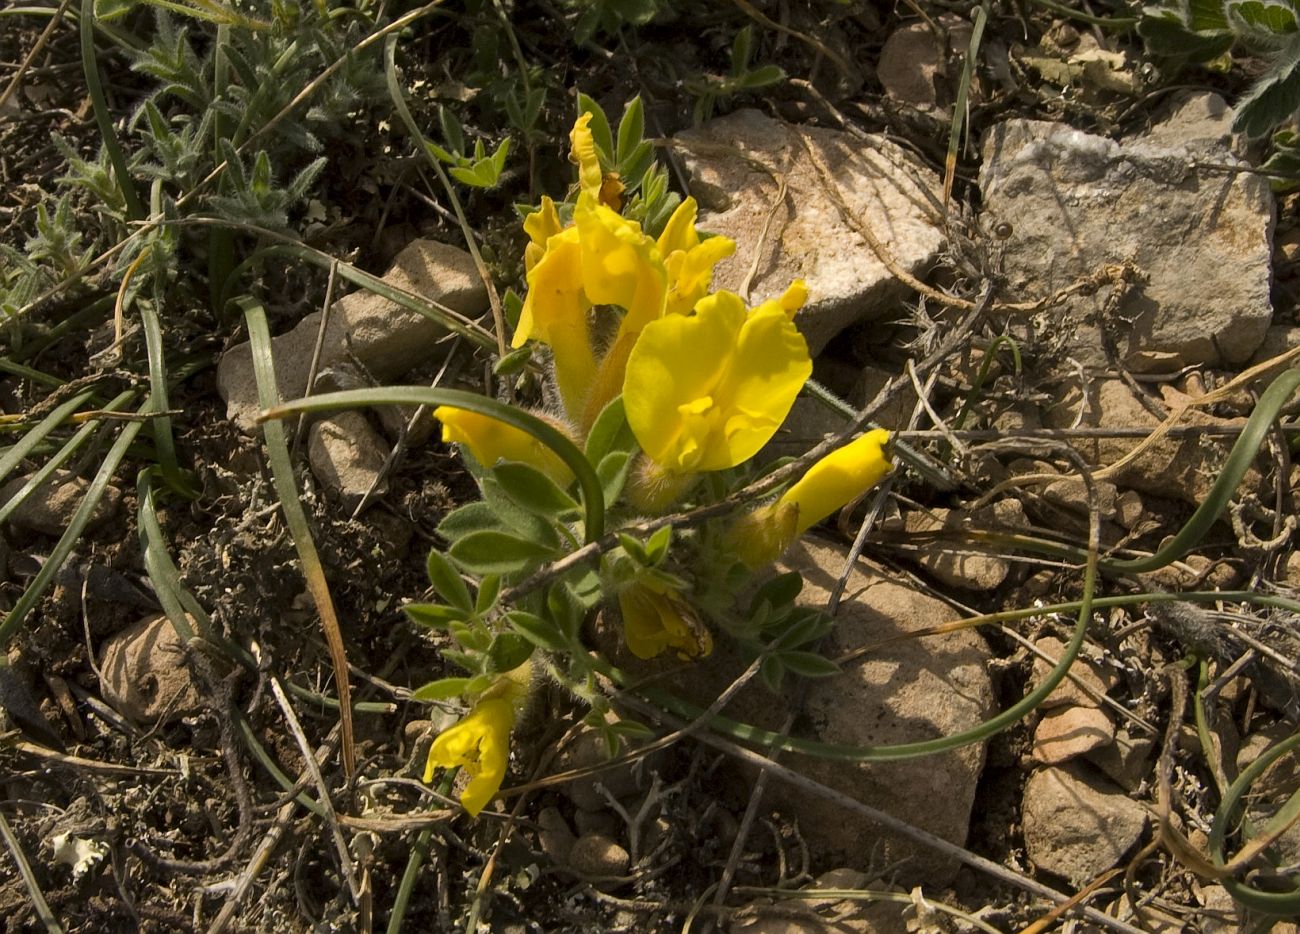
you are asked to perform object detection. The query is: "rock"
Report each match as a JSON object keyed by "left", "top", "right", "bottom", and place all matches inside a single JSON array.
[
  {"left": 1, "top": 469, "right": 120, "bottom": 536},
  {"left": 1085, "top": 726, "right": 1155, "bottom": 792},
  {"left": 98, "top": 614, "right": 201, "bottom": 723},
  {"left": 1249, "top": 323, "right": 1300, "bottom": 366},
  {"left": 307, "top": 412, "right": 390, "bottom": 512},
  {"left": 1031, "top": 635, "right": 1111, "bottom": 709},
  {"left": 853, "top": 364, "right": 919, "bottom": 430},
  {"left": 1022, "top": 763, "right": 1148, "bottom": 883},
  {"left": 731, "top": 868, "right": 910, "bottom": 934},
  {"left": 877, "top": 23, "right": 944, "bottom": 110},
  {"left": 572, "top": 808, "right": 618, "bottom": 838},
  {"left": 1041, "top": 478, "right": 1118, "bottom": 520},
  {"left": 980, "top": 96, "right": 1274, "bottom": 369},
  {"left": 217, "top": 240, "right": 485, "bottom": 432},
  {"left": 1234, "top": 722, "right": 1300, "bottom": 864},
  {"left": 1043, "top": 378, "right": 1257, "bottom": 506},
  {"left": 1114, "top": 490, "right": 1146, "bottom": 530},
  {"left": 553, "top": 721, "right": 655, "bottom": 811},
  {"left": 781, "top": 539, "right": 994, "bottom": 885},
  {"left": 537, "top": 806, "right": 576, "bottom": 865},
  {"left": 1031, "top": 705, "right": 1115, "bottom": 764},
  {"left": 566, "top": 833, "right": 630, "bottom": 878},
  {"left": 904, "top": 499, "right": 1025, "bottom": 591},
  {"left": 586, "top": 538, "right": 993, "bottom": 887},
  {"left": 675, "top": 110, "right": 945, "bottom": 354}
]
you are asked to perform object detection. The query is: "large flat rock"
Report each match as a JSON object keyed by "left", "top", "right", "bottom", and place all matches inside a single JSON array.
[
  {"left": 980, "top": 93, "right": 1274, "bottom": 370},
  {"left": 674, "top": 110, "right": 946, "bottom": 355}
]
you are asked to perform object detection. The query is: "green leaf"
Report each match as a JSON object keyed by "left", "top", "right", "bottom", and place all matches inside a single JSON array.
[
  {"left": 480, "top": 477, "right": 562, "bottom": 549},
  {"left": 493, "top": 461, "right": 580, "bottom": 517},
  {"left": 450, "top": 620, "right": 491, "bottom": 651},
  {"left": 739, "top": 64, "right": 786, "bottom": 90},
  {"left": 439, "top": 106, "right": 465, "bottom": 155},
  {"left": 1232, "top": 48, "right": 1300, "bottom": 137},
  {"left": 449, "top": 530, "right": 555, "bottom": 575},
  {"left": 778, "top": 651, "right": 841, "bottom": 678},
  {"left": 476, "top": 574, "right": 503, "bottom": 615},
  {"left": 493, "top": 345, "right": 533, "bottom": 376},
  {"left": 617, "top": 532, "right": 649, "bottom": 564},
  {"left": 507, "top": 610, "right": 570, "bottom": 651},
  {"left": 492, "top": 137, "right": 512, "bottom": 174},
  {"left": 610, "top": 718, "right": 654, "bottom": 739},
  {"left": 616, "top": 96, "right": 645, "bottom": 166},
  {"left": 426, "top": 549, "right": 473, "bottom": 611},
  {"left": 488, "top": 632, "right": 534, "bottom": 673},
  {"left": 619, "top": 141, "right": 655, "bottom": 190},
  {"left": 411, "top": 677, "right": 472, "bottom": 701},
  {"left": 732, "top": 25, "right": 755, "bottom": 73},
  {"left": 597, "top": 450, "right": 634, "bottom": 506},
  {"left": 577, "top": 91, "right": 614, "bottom": 165},
  {"left": 771, "top": 607, "right": 833, "bottom": 650},
  {"left": 438, "top": 501, "right": 506, "bottom": 542},
  {"left": 503, "top": 288, "right": 524, "bottom": 331},
  {"left": 442, "top": 649, "right": 480, "bottom": 674},
  {"left": 404, "top": 602, "right": 470, "bottom": 628},
  {"left": 644, "top": 525, "right": 672, "bottom": 565},
  {"left": 750, "top": 571, "right": 804, "bottom": 616},
  {"left": 585, "top": 395, "right": 635, "bottom": 465},
  {"left": 759, "top": 654, "right": 786, "bottom": 692},
  {"left": 546, "top": 582, "right": 585, "bottom": 640}
]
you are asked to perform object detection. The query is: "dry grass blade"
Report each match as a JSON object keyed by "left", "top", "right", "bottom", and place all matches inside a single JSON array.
[
  {"left": 239, "top": 298, "right": 357, "bottom": 780},
  {"left": 0, "top": 809, "right": 63, "bottom": 933}
]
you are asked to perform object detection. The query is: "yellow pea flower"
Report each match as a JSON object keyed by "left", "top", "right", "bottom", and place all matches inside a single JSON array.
[
  {"left": 656, "top": 198, "right": 737, "bottom": 316},
  {"left": 434, "top": 406, "right": 574, "bottom": 487},
  {"left": 730, "top": 429, "right": 894, "bottom": 567},
  {"left": 522, "top": 196, "right": 562, "bottom": 273},
  {"left": 513, "top": 229, "right": 598, "bottom": 419},
  {"left": 618, "top": 580, "right": 713, "bottom": 661},
  {"left": 570, "top": 112, "right": 604, "bottom": 197},
  {"left": 423, "top": 698, "right": 514, "bottom": 817},
  {"left": 623, "top": 285, "right": 812, "bottom": 473}
]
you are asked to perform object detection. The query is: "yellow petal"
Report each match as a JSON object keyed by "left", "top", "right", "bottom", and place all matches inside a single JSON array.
[
  {"left": 424, "top": 698, "right": 514, "bottom": 817},
  {"left": 570, "top": 112, "right": 604, "bottom": 196},
  {"left": 575, "top": 194, "right": 667, "bottom": 337},
  {"left": 663, "top": 235, "right": 736, "bottom": 316},
  {"left": 618, "top": 584, "right": 712, "bottom": 660},
  {"left": 522, "top": 196, "right": 563, "bottom": 274},
  {"left": 513, "top": 229, "right": 597, "bottom": 419},
  {"left": 434, "top": 406, "right": 574, "bottom": 487},
  {"left": 623, "top": 291, "right": 742, "bottom": 472},
  {"left": 656, "top": 197, "right": 701, "bottom": 256},
  {"left": 779, "top": 429, "right": 893, "bottom": 535},
  {"left": 623, "top": 290, "right": 810, "bottom": 473}
]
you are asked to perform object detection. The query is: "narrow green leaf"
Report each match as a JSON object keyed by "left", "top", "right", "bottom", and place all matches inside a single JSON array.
[
  {"left": 740, "top": 64, "right": 785, "bottom": 89},
  {"left": 617, "top": 532, "right": 650, "bottom": 564},
  {"left": 411, "top": 677, "right": 472, "bottom": 701},
  {"left": 759, "top": 654, "right": 786, "bottom": 692},
  {"left": 449, "top": 530, "right": 554, "bottom": 575},
  {"left": 616, "top": 96, "right": 645, "bottom": 166},
  {"left": 506, "top": 610, "right": 569, "bottom": 651},
  {"left": 644, "top": 525, "right": 672, "bottom": 564},
  {"left": 750, "top": 571, "right": 804, "bottom": 616},
  {"left": 585, "top": 395, "right": 634, "bottom": 463},
  {"left": 404, "top": 602, "right": 470, "bottom": 628},
  {"left": 493, "top": 345, "right": 533, "bottom": 376},
  {"left": 426, "top": 549, "right": 473, "bottom": 611},
  {"left": 493, "top": 461, "right": 580, "bottom": 517},
  {"left": 778, "top": 650, "right": 841, "bottom": 679},
  {"left": 597, "top": 450, "right": 633, "bottom": 505},
  {"left": 438, "top": 501, "right": 504, "bottom": 542},
  {"left": 488, "top": 632, "right": 534, "bottom": 673},
  {"left": 475, "top": 574, "right": 503, "bottom": 615},
  {"left": 577, "top": 91, "right": 614, "bottom": 164}
]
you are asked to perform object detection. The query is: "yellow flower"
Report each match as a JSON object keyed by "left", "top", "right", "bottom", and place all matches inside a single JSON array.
[
  {"left": 656, "top": 198, "right": 737, "bottom": 316},
  {"left": 513, "top": 229, "right": 598, "bottom": 419},
  {"left": 434, "top": 406, "right": 574, "bottom": 487},
  {"left": 618, "top": 581, "right": 713, "bottom": 660},
  {"left": 623, "top": 284, "right": 812, "bottom": 473},
  {"left": 570, "top": 112, "right": 604, "bottom": 197},
  {"left": 423, "top": 698, "right": 514, "bottom": 817},
  {"left": 730, "top": 429, "right": 894, "bottom": 567},
  {"left": 522, "top": 196, "right": 562, "bottom": 273}
]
